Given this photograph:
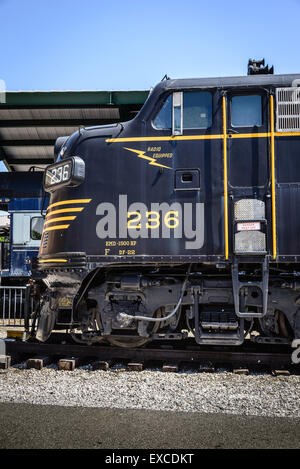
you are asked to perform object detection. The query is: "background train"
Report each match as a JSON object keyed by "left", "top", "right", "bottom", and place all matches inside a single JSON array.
[
  {"left": 0, "top": 172, "right": 47, "bottom": 328},
  {"left": 32, "top": 60, "right": 300, "bottom": 348}
]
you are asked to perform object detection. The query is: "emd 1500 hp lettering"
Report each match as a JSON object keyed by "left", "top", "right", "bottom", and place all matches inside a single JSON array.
[{"left": 33, "top": 61, "right": 300, "bottom": 348}]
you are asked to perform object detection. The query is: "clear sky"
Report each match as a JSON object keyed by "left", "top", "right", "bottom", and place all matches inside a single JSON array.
[
  {"left": 0, "top": 0, "right": 300, "bottom": 173},
  {"left": 1, "top": 0, "right": 300, "bottom": 92}
]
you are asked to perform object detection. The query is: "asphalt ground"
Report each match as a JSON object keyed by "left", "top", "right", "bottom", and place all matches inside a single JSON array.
[{"left": 0, "top": 402, "right": 299, "bottom": 449}]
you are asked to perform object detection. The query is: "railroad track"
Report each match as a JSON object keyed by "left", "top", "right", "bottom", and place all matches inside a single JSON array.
[{"left": 1, "top": 334, "right": 299, "bottom": 375}]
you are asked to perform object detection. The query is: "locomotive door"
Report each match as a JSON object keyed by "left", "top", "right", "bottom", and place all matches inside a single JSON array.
[{"left": 225, "top": 90, "right": 271, "bottom": 258}]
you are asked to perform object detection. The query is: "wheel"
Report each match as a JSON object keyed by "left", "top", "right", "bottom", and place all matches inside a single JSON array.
[
  {"left": 106, "top": 307, "right": 164, "bottom": 348},
  {"left": 106, "top": 335, "right": 150, "bottom": 348}
]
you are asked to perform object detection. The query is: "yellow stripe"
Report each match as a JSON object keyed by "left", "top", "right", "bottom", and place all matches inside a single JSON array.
[
  {"left": 44, "top": 216, "right": 76, "bottom": 225},
  {"left": 47, "top": 199, "right": 91, "bottom": 211},
  {"left": 106, "top": 132, "right": 300, "bottom": 144},
  {"left": 39, "top": 259, "right": 68, "bottom": 263},
  {"left": 222, "top": 96, "right": 229, "bottom": 260},
  {"left": 106, "top": 133, "right": 265, "bottom": 143},
  {"left": 232, "top": 132, "right": 300, "bottom": 138},
  {"left": 46, "top": 207, "right": 84, "bottom": 217},
  {"left": 106, "top": 135, "right": 223, "bottom": 143},
  {"left": 270, "top": 95, "right": 277, "bottom": 260},
  {"left": 230, "top": 132, "right": 271, "bottom": 139},
  {"left": 43, "top": 224, "right": 70, "bottom": 232},
  {"left": 274, "top": 132, "right": 300, "bottom": 137}
]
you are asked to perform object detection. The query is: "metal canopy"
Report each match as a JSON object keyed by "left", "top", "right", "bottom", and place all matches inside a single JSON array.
[{"left": 0, "top": 90, "right": 149, "bottom": 172}]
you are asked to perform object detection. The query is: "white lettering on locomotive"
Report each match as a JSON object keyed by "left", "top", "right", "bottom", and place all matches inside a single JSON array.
[{"left": 96, "top": 195, "right": 204, "bottom": 250}]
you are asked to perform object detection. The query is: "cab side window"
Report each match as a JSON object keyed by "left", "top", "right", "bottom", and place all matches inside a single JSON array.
[
  {"left": 153, "top": 91, "right": 212, "bottom": 133},
  {"left": 153, "top": 94, "right": 172, "bottom": 129},
  {"left": 183, "top": 91, "right": 212, "bottom": 129},
  {"left": 231, "top": 95, "right": 262, "bottom": 127}
]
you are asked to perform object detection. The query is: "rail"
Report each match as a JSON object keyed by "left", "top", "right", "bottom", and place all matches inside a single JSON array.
[{"left": 2, "top": 335, "right": 299, "bottom": 374}]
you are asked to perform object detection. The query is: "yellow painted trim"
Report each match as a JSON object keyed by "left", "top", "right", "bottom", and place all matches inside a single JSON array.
[
  {"left": 229, "top": 132, "right": 271, "bottom": 139},
  {"left": 106, "top": 132, "right": 300, "bottom": 144},
  {"left": 44, "top": 216, "right": 77, "bottom": 225},
  {"left": 43, "top": 224, "right": 70, "bottom": 232},
  {"left": 106, "top": 135, "right": 223, "bottom": 143},
  {"left": 270, "top": 95, "right": 277, "bottom": 260},
  {"left": 222, "top": 96, "right": 229, "bottom": 260},
  {"left": 274, "top": 131, "right": 300, "bottom": 137},
  {"left": 47, "top": 199, "right": 91, "bottom": 211},
  {"left": 39, "top": 259, "right": 68, "bottom": 263},
  {"left": 46, "top": 207, "right": 84, "bottom": 217},
  {"left": 232, "top": 132, "right": 300, "bottom": 138}
]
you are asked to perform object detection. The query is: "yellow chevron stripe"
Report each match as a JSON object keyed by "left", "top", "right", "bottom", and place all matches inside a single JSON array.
[
  {"left": 47, "top": 199, "right": 91, "bottom": 211},
  {"left": 46, "top": 207, "right": 84, "bottom": 217},
  {"left": 39, "top": 259, "right": 68, "bottom": 263},
  {"left": 44, "top": 216, "right": 77, "bottom": 225},
  {"left": 43, "top": 224, "right": 70, "bottom": 231}
]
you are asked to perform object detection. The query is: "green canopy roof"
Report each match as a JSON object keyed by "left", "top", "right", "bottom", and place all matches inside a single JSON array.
[{"left": 0, "top": 89, "right": 149, "bottom": 172}]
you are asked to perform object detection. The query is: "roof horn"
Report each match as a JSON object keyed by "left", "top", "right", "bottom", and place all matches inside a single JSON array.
[{"left": 248, "top": 59, "right": 274, "bottom": 75}]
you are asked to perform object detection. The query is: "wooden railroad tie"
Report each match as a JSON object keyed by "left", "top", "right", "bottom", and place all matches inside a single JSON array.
[
  {"left": 272, "top": 369, "right": 291, "bottom": 377},
  {"left": 127, "top": 362, "right": 144, "bottom": 372},
  {"left": 58, "top": 357, "right": 82, "bottom": 371},
  {"left": 233, "top": 368, "right": 249, "bottom": 375},
  {"left": 162, "top": 363, "right": 179, "bottom": 373},
  {"left": 27, "top": 356, "right": 53, "bottom": 370},
  {"left": 0, "top": 355, "right": 11, "bottom": 370},
  {"left": 91, "top": 359, "right": 113, "bottom": 371}
]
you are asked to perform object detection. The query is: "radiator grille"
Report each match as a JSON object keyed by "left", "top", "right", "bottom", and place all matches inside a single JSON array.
[{"left": 276, "top": 87, "right": 300, "bottom": 132}]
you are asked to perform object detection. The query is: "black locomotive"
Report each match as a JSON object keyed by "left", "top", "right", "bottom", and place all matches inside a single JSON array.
[{"left": 33, "top": 61, "right": 300, "bottom": 348}]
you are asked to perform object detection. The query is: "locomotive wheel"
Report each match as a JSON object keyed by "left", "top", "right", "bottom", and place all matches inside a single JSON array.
[
  {"left": 106, "top": 307, "right": 163, "bottom": 348},
  {"left": 106, "top": 335, "right": 150, "bottom": 348}
]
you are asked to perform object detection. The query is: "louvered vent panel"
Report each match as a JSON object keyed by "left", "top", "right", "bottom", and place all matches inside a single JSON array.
[{"left": 276, "top": 87, "right": 300, "bottom": 132}]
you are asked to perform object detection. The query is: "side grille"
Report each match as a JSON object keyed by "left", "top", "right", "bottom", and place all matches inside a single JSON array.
[
  {"left": 234, "top": 199, "right": 265, "bottom": 221},
  {"left": 276, "top": 87, "right": 300, "bottom": 132},
  {"left": 234, "top": 199, "right": 266, "bottom": 254},
  {"left": 235, "top": 231, "right": 266, "bottom": 254}
]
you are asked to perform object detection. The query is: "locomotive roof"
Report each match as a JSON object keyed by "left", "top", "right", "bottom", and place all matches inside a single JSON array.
[{"left": 158, "top": 73, "right": 300, "bottom": 91}]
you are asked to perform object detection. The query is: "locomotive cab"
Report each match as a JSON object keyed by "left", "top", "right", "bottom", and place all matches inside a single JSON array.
[{"left": 33, "top": 70, "right": 300, "bottom": 347}]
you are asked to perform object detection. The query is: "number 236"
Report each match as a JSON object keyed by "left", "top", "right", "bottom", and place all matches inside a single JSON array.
[{"left": 127, "top": 211, "right": 179, "bottom": 229}]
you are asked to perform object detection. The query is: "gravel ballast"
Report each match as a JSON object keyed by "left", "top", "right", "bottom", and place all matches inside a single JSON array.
[
  {"left": 0, "top": 365, "right": 299, "bottom": 418},
  {"left": 1, "top": 329, "right": 299, "bottom": 418}
]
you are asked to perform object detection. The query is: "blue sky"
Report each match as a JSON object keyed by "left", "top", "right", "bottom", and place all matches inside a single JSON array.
[
  {"left": 0, "top": 0, "right": 300, "bottom": 173},
  {"left": 1, "top": 0, "right": 300, "bottom": 92}
]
